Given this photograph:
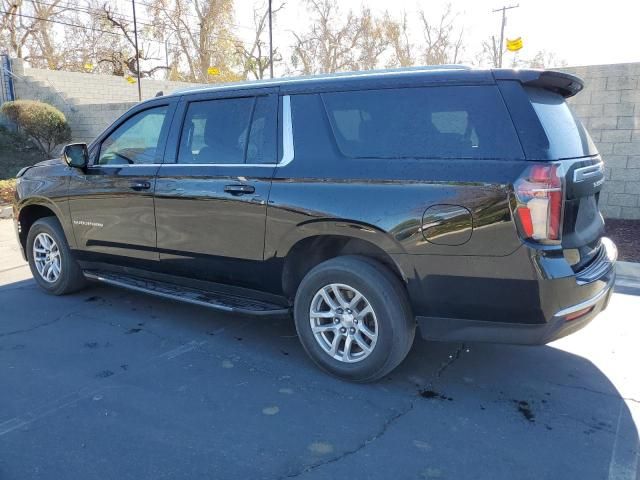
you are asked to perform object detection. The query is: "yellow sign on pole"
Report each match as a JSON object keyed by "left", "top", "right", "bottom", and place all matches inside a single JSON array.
[
  {"left": 83, "top": 63, "right": 94, "bottom": 72},
  {"left": 207, "top": 66, "right": 220, "bottom": 76},
  {"left": 125, "top": 75, "right": 137, "bottom": 84},
  {"left": 506, "top": 37, "right": 523, "bottom": 52}
]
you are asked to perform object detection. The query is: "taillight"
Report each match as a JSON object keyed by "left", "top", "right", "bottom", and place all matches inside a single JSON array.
[{"left": 514, "top": 164, "right": 563, "bottom": 243}]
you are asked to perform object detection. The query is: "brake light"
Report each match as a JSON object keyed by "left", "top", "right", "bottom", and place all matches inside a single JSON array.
[{"left": 514, "top": 164, "right": 563, "bottom": 242}]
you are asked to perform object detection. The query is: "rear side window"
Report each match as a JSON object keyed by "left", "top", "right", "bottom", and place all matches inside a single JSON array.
[
  {"left": 321, "top": 86, "right": 523, "bottom": 160},
  {"left": 525, "top": 87, "right": 597, "bottom": 160},
  {"left": 178, "top": 95, "right": 276, "bottom": 165}
]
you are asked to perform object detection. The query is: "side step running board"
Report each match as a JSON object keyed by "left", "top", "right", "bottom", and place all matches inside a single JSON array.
[{"left": 83, "top": 270, "right": 290, "bottom": 317}]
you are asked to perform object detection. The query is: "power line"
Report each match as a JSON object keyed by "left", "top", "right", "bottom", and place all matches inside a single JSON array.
[
  {"left": 0, "top": 8, "right": 257, "bottom": 48},
  {"left": 22, "top": 0, "right": 159, "bottom": 29},
  {"left": 22, "top": 0, "right": 257, "bottom": 32},
  {"left": 131, "top": 0, "right": 256, "bottom": 31}
]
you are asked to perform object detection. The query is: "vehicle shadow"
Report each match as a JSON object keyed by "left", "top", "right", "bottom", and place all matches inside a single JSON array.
[{"left": 388, "top": 331, "right": 640, "bottom": 479}]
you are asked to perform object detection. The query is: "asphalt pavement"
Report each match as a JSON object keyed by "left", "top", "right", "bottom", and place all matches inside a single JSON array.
[{"left": 0, "top": 218, "right": 639, "bottom": 480}]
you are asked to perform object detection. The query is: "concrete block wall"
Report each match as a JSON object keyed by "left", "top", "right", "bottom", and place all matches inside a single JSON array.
[
  {"left": 10, "top": 58, "right": 200, "bottom": 104},
  {"left": 562, "top": 63, "right": 640, "bottom": 219},
  {"left": 6, "top": 58, "right": 207, "bottom": 146}
]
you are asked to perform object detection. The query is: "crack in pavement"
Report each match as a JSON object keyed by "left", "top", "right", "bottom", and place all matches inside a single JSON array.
[
  {"left": 280, "top": 401, "right": 416, "bottom": 479},
  {"left": 418, "top": 343, "right": 468, "bottom": 391},
  {"left": 550, "top": 381, "right": 640, "bottom": 405},
  {"left": 0, "top": 309, "right": 79, "bottom": 338},
  {"left": 0, "top": 295, "right": 133, "bottom": 339}
]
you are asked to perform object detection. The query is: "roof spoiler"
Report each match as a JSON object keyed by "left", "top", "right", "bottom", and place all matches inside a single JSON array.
[{"left": 492, "top": 69, "right": 584, "bottom": 98}]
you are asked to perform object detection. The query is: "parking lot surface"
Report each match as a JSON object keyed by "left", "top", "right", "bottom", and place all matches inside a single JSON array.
[{"left": 0, "top": 218, "right": 639, "bottom": 480}]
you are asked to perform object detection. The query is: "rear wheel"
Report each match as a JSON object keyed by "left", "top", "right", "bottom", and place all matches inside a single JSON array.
[
  {"left": 27, "top": 217, "right": 87, "bottom": 295},
  {"left": 294, "top": 255, "right": 415, "bottom": 382}
]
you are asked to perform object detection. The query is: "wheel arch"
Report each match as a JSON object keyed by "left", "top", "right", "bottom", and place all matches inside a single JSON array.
[
  {"left": 16, "top": 199, "right": 71, "bottom": 257},
  {"left": 281, "top": 222, "right": 407, "bottom": 298}
]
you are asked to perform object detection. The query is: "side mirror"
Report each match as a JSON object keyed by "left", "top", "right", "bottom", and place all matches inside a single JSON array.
[{"left": 63, "top": 143, "right": 88, "bottom": 169}]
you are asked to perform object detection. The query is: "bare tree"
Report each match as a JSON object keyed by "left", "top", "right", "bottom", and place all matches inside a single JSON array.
[
  {"left": 237, "top": 1, "right": 285, "bottom": 80},
  {"left": 520, "top": 50, "right": 568, "bottom": 69},
  {"left": 1, "top": 0, "right": 36, "bottom": 59},
  {"left": 99, "top": 3, "right": 167, "bottom": 77},
  {"left": 290, "top": 0, "right": 360, "bottom": 75},
  {"left": 27, "top": 0, "right": 69, "bottom": 70},
  {"left": 419, "top": 4, "right": 464, "bottom": 65},
  {"left": 382, "top": 11, "right": 414, "bottom": 68},
  {"left": 148, "top": 0, "right": 241, "bottom": 83},
  {"left": 480, "top": 35, "right": 502, "bottom": 68},
  {"left": 290, "top": 0, "right": 390, "bottom": 75},
  {"left": 354, "top": 7, "right": 389, "bottom": 71}
]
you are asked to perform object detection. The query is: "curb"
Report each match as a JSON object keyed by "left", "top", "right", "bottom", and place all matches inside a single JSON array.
[
  {"left": 0, "top": 205, "right": 12, "bottom": 219},
  {"left": 617, "top": 261, "right": 640, "bottom": 279}
]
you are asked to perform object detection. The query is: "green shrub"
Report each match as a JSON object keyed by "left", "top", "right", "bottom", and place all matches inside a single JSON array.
[{"left": 1, "top": 100, "right": 71, "bottom": 157}]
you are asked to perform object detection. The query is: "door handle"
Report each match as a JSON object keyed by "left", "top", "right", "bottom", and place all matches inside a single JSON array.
[
  {"left": 130, "top": 180, "right": 151, "bottom": 191},
  {"left": 224, "top": 184, "right": 255, "bottom": 195}
]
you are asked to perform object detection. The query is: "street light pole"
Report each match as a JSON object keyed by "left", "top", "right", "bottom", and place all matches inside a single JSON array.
[
  {"left": 131, "top": 0, "right": 142, "bottom": 101},
  {"left": 268, "top": 0, "right": 274, "bottom": 79}
]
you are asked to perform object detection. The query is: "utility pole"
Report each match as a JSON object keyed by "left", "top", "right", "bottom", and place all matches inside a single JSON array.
[
  {"left": 491, "top": 4, "right": 519, "bottom": 68},
  {"left": 268, "top": 0, "right": 274, "bottom": 79},
  {"left": 131, "top": 0, "right": 142, "bottom": 101},
  {"left": 164, "top": 40, "right": 170, "bottom": 80}
]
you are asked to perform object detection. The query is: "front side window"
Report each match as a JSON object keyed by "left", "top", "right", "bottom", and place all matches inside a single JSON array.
[
  {"left": 98, "top": 106, "right": 168, "bottom": 165},
  {"left": 178, "top": 95, "right": 276, "bottom": 165},
  {"left": 322, "top": 86, "right": 523, "bottom": 160}
]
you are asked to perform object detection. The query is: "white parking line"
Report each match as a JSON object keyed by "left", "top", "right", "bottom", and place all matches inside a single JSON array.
[{"left": 608, "top": 399, "right": 640, "bottom": 480}]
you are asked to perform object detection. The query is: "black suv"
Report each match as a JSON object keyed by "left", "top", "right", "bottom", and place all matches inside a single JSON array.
[{"left": 13, "top": 66, "right": 617, "bottom": 382}]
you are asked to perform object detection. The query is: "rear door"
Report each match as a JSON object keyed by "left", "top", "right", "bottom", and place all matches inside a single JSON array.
[{"left": 154, "top": 88, "right": 278, "bottom": 289}]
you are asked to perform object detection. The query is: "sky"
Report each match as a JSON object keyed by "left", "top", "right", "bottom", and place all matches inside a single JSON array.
[{"left": 232, "top": 0, "right": 640, "bottom": 68}]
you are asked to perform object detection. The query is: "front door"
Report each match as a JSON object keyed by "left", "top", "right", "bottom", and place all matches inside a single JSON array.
[
  {"left": 68, "top": 101, "right": 175, "bottom": 265},
  {"left": 154, "top": 90, "right": 278, "bottom": 289}
]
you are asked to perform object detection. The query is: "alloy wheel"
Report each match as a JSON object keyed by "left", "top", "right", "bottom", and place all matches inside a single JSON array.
[
  {"left": 33, "top": 232, "right": 62, "bottom": 283},
  {"left": 309, "top": 283, "right": 379, "bottom": 363}
]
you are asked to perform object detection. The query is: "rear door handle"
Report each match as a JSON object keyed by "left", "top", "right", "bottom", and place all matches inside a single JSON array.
[
  {"left": 224, "top": 184, "right": 255, "bottom": 195},
  {"left": 130, "top": 180, "right": 151, "bottom": 191}
]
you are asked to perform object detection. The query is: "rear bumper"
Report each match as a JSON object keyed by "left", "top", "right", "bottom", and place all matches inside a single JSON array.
[{"left": 416, "top": 237, "right": 617, "bottom": 345}]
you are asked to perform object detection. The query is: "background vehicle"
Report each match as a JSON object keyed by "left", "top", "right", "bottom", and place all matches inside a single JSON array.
[{"left": 13, "top": 66, "right": 616, "bottom": 382}]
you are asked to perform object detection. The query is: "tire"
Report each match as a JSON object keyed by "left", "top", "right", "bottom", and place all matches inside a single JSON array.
[
  {"left": 26, "top": 217, "right": 87, "bottom": 295},
  {"left": 294, "top": 255, "right": 415, "bottom": 383}
]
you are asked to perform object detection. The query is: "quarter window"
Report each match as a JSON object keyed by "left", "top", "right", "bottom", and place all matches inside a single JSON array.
[
  {"left": 98, "top": 106, "right": 168, "bottom": 165},
  {"left": 178, "top": 96, "right": 276, "bottom": 164},
  {"left": 322, "top": 86, "right": 523, "bottom": 159}
]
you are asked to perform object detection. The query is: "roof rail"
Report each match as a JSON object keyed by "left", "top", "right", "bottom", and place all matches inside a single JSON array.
[{"left": 170, "top": 64, "right": 474, "bottom": 97}]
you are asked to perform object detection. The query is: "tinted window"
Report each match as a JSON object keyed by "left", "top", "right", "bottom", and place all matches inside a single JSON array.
[
  {"left": 322, "top": 86, "right": 523, "bottom": 159},
  {"left": 178, "top": 96, "right": 276, "bottom": 164},
  {"left": 247, "top": 96, "right": 277, "bottom": 164},
  {"left": 525, "top": 86, "right": 597, "bottom": 160},
  {"left": 98, "top": 106, "right": 168, "bottom": 165}
]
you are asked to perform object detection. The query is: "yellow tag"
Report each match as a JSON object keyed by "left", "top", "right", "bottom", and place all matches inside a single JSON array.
[
  {"left": 506, "top": 37, "right": 523, "bottom": 52},
  {"left": 125, "top": 75, "right": 137, "bottom": 84},
  {"left": 83, "top": 63, "right": 93, "bottom": 71},
  {"left": 207, "top": 66, "right": 220, "bottom": 76}
]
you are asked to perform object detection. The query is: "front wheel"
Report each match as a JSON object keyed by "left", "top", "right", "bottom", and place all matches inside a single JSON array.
[
  {"left": 294, "top": 255, "right": 415, "bottom": 382},
  {"left": 27, "top": 217, "right": 87, "bottom": 295}
]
